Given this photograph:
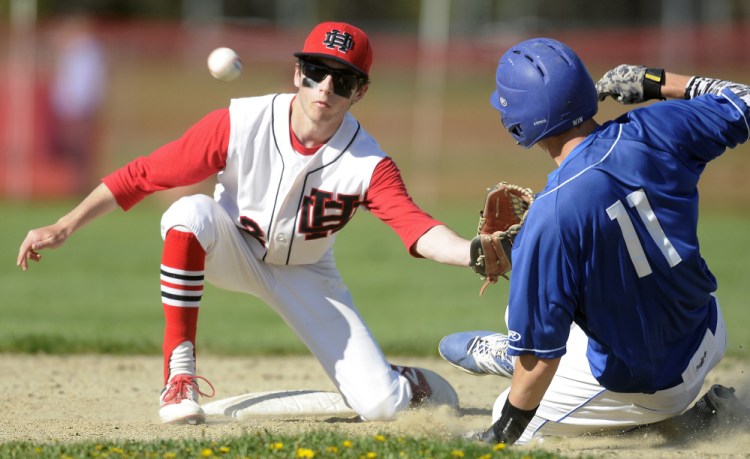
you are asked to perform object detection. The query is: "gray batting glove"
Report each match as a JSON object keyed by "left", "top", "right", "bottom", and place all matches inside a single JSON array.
[{"left": 596, "top": 64, "right": 647, "bottom": 104}]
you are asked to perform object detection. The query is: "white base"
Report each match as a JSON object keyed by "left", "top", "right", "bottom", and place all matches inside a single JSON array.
[
  {"left": 202, "top": 367, "right": 459, "bottom": 419},
  {"left": 202, "top": 390, "right": 355, "bottom": 419}
]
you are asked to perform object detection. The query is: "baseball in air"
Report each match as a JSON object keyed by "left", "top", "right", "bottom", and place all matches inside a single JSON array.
[{"left": 207, "top": 47, "right": 242, "bottom": 81}]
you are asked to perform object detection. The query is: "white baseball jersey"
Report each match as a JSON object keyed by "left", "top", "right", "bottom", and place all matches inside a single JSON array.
[{"left": 218, "top": 93, "right": 385, "bottom": 265}]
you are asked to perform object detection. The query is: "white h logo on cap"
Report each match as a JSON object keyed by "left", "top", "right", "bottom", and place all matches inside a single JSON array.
[{"left": 323, "top": 30, "right": 354, "bottom": 53}]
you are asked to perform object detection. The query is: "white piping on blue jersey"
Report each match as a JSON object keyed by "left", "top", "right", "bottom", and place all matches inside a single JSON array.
[
  {"left": 534, "top": 125, "right": 623, "bottom": 201},
  {"left": 508, "top": 343, "right": 567, "bottom": 354},
  {"left": 532, "top": 94, "right": 748, "bottom": 202},
  {"left": 721, "top": 92, "right": 750, "bottom": 143}
]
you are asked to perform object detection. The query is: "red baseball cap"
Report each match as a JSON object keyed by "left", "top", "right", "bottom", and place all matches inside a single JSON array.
[{"left": 294, "top": 22, "right": 372, "bottom": 77}]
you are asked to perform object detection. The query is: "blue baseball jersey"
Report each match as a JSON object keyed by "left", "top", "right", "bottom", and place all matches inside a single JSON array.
[{"left": 506, "top": 89, "right": 749, "bottom": 393}]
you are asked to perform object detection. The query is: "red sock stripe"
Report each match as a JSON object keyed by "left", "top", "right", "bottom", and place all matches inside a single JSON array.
[{"left": 160, "top": 280, "right": 204, "bottom": 291}]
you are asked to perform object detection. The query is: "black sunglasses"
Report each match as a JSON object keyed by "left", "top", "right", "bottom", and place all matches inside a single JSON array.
[{"left": 299, "top": 59, "right": 365, "bottom": 98}]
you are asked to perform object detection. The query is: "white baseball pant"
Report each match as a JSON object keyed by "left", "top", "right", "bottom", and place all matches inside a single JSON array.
[
  {"left": 161, "top": 194, "right": 412, "bottom": 421},
  {"left": 495, "top": 300, "right": 727, "bottom": 444}
]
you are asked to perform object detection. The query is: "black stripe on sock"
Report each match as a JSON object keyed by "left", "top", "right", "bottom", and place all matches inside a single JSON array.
[
  {"left": 160, "top": 269, "right": 204, "bottom": 281},
  {"left": 161, "top": 291, "right": 203, "bottom": 302}
]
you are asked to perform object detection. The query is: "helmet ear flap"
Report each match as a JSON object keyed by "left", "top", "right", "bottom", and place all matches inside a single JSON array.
[
  {"left": 497, "top": 108, "right": 524, "bottom": 145},
  {"left": 507, "top": 123, "right": 523, "bottom": 142}
]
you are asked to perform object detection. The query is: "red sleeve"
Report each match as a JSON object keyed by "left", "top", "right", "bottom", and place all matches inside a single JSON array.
[
  {"left": 102, "top": 109, "right": 230, "bottom": 210},
  {"left": 364, "top": 157, "right": 443, "bottom": 257}
]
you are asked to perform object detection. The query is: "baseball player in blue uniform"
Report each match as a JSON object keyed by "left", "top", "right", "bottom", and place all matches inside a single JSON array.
[{"left": 439, "top": 38, "right": 750, "bottom": 444}]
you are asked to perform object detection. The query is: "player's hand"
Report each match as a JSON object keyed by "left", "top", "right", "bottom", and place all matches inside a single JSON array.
[
  {"left": 17, "top": 224, "right": 70, "bottom": 271},
  {"left": 596, "top": 64, "right": 648, "bottom": 104}
]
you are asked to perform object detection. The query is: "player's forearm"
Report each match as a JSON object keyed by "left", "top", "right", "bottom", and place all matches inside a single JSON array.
[
  {"left": 56, "top": 183, "right": 119, "bottom": 235},
  {"left": 508, "top": 354, "right": 560, "bottom": 410},
  {"left": 663, "top": 72, "right": 750, "bottom": 107},
  {"left": 414, "top": 225, "right": 471, "bottom": 267},
  {"left": 660, "top": 72, "right": 691, "bottom": 100},
  {"left": 479, "top": 354, "right": 559, "bottom": 445}
]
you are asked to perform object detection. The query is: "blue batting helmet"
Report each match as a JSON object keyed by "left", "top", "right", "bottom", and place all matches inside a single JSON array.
[{"left": 490, "top": 38, "right": 598, "bottom": 148}]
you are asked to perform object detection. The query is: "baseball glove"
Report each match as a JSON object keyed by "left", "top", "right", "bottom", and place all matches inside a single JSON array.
[{"left": 470, "top": 182, "right": 534, "bottom": 295}]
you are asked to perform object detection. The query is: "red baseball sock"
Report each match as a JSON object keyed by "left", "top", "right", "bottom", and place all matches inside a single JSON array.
[{"left": 160, "top": 228, "right": 205, "bottom": 384}]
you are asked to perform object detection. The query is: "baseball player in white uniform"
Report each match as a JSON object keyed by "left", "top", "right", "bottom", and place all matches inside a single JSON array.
[{"left": 17, "top": 22, "right": 471, "bottom": 424}]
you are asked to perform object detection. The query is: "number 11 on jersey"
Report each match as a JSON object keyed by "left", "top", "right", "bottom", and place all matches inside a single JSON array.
[{"left": 607, "top": 189, "right": 682, "bottom": 278}]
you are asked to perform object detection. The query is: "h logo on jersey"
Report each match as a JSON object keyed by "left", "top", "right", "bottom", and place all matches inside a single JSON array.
[
  {"left": 299, "top": 188, "right": 360, "bottom": 239},
  {"left": 323, "top": 30, "right": 354, "bottom": 53},
  {"left": 239, "top": 216, "right": 267, "bottom": 247}
]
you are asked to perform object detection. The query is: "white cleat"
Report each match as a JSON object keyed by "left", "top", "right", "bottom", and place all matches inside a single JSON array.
[{"left": 159, "top": 374, "right": 215, "bottom": 424}]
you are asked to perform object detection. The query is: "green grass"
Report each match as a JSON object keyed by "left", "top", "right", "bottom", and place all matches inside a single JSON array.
[
  {"left": 3, "top": 199, "right": 749, "bottom": 358},
  {"left": 0, "top": 431, "right": 570, "bottom": 459},
  {"left": 1, "top": 197, "right": 500, "bottom": 357}
]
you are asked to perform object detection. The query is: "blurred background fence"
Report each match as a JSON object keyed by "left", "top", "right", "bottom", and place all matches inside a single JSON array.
[{"left": 2, "top": 0, "right": 749, "bottom": 207}]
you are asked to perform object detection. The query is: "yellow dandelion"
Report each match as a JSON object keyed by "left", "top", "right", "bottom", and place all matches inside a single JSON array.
[
  {"left": 326, "top": 446, "right": 339, "bottom": 453},
  {"left": 366, "top": 452, "right": 377, "bottom": 459},
  {"left": 219, "top": 446, "right": 230, "bottom": 454},
  {"left": 493, "top": 442, "right": 507, "bottom": 451},
  {"left": 342, "top": 440, "right": 353, "bottom": 448},
  {"left": 269, "top": 442, "right": 284, "bottom": 450},
  {"left": 297, "top": 448, "right": 315, "bottom": 459},
  {"left": 450, "top": 450, "right": 464, "bottom": 458},
  {"left": 478, "top": 455, "right": 492, "bottom": 459},
  {"left": 373, "top": 434, "right": 386, "bottom": 442},
  {"left": 163, "top": 453, "right": 177, "bottom": 459},
  {"left": 201, "top": 448, "right": 214, "bottom": 457},
  {"left": 110, "top": 447, "right": 125, "bottom": 454},
  {"left": 296, "top": 447, "right": 315, "bottom": 458}
]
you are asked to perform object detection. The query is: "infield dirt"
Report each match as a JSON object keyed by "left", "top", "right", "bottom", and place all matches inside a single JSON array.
[{"left": 1, "top": 354, "right": 748, "bottom": 458}]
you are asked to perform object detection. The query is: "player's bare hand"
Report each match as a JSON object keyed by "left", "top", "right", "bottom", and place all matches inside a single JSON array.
[{"left": 17, "top": 224, "right": 70, "bottom": 271}]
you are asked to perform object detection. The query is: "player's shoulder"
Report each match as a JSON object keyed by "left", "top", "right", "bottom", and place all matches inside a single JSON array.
[
  {"left": 621, "top": 96, "right": 726, "bottom": 130},
  {"left": 230, "top": 93, "right": 289, "bottom": 111},
  {"left": 532, "top": 164, "right": 612, "bottom": 226},
  {"left": 344, "top": 116, "right": 388, "bottom": 159}
]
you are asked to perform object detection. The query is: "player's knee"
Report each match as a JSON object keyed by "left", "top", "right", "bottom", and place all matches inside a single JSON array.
[
  {"left": 161, "top": 195, "right": 217, "bottom": 245},
  {"left": 340, "top": 374, "right": 408, "bottom": 421},
  {"left": 351, "top": 394, "right": 401, "bottom": 421}
]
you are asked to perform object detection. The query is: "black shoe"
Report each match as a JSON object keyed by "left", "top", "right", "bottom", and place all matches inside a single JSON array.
[{"left": 674, "top": 385, "right": 750, "bottom": 433}]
